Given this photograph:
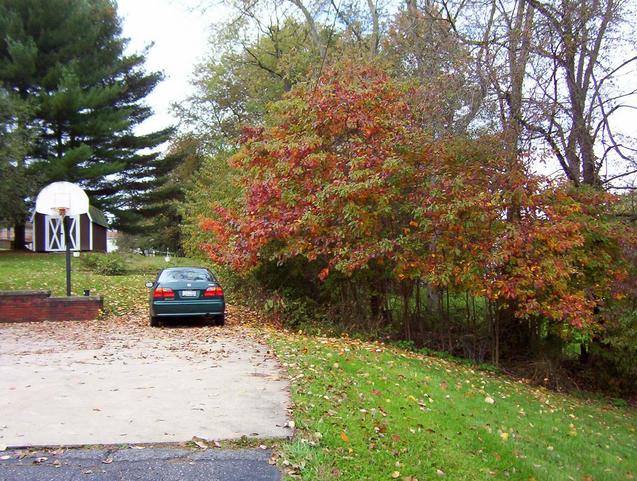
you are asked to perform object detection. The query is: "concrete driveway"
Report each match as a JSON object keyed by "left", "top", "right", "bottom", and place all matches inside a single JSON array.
[{"left": 0, "top": 305, "right": 291, "bottom": 447}]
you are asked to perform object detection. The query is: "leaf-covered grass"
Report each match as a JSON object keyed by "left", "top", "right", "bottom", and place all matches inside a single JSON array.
[
  {"left": 267, "top": 331, "right": 637, "bottom": 481},
  {"left": 0, "top": 252, "right": 202, "bottom": 315}
]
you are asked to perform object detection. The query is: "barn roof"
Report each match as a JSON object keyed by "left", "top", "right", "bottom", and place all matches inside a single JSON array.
[{"left": 89, "top": 206, "right": 109, "bottom": 228}]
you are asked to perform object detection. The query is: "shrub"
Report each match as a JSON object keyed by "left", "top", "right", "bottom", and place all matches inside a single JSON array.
[
  {"left": 81, "top": 253, "right": 126, "bottom": 276},
  {"left": 80, "top": 252, "right": 100, "bottom": 271}
]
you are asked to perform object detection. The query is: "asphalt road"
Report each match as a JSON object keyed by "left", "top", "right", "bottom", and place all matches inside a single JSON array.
[{"left": 0, "top": 447, "right": 281, "bottom": 481}]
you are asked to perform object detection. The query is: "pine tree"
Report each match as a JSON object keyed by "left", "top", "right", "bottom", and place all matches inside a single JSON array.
[
  {"left": 117, "top": 134, "right": 206, "bottom": 253},
  {"left": 0, "top": 0, "right": 172, "bottom": 247},
  {"left": 0, "top": 88, "right": 34, "bottom": 229}
]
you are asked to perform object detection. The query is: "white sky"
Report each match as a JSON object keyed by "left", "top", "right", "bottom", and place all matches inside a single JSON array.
[{"left": 117, "top": 0, "right": 228, "bottom": 136}]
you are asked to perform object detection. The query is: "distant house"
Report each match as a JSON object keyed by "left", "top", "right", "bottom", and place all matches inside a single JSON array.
[
  {"left": 0, "top": 225, "right": 33, "bottom": 250},
  {"left": 107, "top": 229, "right": 119, "bottom": 252},
  {"left": 32, "top": 205, "right": 108, "bottom": 253}
]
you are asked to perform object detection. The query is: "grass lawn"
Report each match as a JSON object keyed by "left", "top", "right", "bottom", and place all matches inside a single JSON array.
[
  {"left": 0, "top": 251, "right": 200, "bottom": 314},
  {"left": 267, "top": 331, "right": 637, "bottom": 481}
]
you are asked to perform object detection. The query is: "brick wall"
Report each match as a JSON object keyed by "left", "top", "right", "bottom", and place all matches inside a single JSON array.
[{"left": 0, "top": 290, "right": 103, "bottom": 323}]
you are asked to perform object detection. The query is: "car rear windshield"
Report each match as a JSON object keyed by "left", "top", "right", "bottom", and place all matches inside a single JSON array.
[{"left": 158, "top": 268, "right": 214, "bottom": 282}]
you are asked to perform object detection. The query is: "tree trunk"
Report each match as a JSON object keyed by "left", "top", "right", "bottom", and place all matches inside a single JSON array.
[
  {"left": 402, "top": 281, "right": 413, "bottom": 341},
  {"left": 12, "top": 222, "right": 26, "bottom": 250},
  {"left": 579, "top": 343, "right": 590, "bottom": 364}
]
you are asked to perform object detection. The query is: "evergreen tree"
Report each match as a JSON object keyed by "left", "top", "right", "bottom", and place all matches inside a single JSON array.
[
  {"left": 0, "top": 87, "right": 35, "bottom": 229},
  {"left": 0, "top": 0, "right": 172, "bottom": 247},
  {"left": 115, "top": 136, "right": 202, "bottom": 252}
]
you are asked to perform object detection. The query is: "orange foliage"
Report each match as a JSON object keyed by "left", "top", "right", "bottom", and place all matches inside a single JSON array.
[{"left": 200, "top": 63, "right": 635, "bottom": 335}]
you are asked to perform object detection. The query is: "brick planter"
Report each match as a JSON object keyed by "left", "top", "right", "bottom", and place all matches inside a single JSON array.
[{"left": 0, "top": 290, "right": 103, "bottom": 323}]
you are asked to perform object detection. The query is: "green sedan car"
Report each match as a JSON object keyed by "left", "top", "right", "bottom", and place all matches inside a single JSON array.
[{"left": 146, "top": 267, "right": 225, "bottom": 327}]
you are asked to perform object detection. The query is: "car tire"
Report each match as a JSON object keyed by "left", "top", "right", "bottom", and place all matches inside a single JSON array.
[
  {"left": 216, "top": 314, "right": 225, "bottom": 326},
  {"left": 150, "top": 315, "right": 160, "bottom": 327}
]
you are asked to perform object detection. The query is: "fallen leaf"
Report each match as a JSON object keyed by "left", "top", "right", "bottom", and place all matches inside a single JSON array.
[
  {"left": 485, "top": 396, "right": 495, "bottom": 404},
  {"left": 500, "top": 432, "right": 509, "bottom": 441},
  {"left": 192, "top": 437, "right": 208, "bottom": 450},
  {"left": 436, "top": 469, "right": 446, "bottom": 476},
  {"left": 340, "top": 431, "right": 350, "bottom": 443},
  {"left": 440, "top": 381, "right": 448, "bottom": 390},
  {"left": 391, "top": 471, "right": 401, "bottom": 478},
  {"left": 102, "top": 456, "right": 113, "bottom": 464}
]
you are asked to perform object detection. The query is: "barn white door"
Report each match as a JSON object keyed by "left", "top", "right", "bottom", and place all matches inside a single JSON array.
[{"left": 45, "top": 216, "right": 79, "bottom": 251}]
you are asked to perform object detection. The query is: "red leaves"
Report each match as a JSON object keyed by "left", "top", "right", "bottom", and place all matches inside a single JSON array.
[
  {"left": 318, "top": 268, "right": 330, "bottom": 281},
  {"left": 198, "top": 62, "right": 635, "bottom": 336}
]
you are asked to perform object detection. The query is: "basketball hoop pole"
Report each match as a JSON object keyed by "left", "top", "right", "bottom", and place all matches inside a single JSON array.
[
  {"left": 54, "top": 207, "right": 72, "bottom": 297},
  {"left": 63, "top": 215, "right": 72, "bottom": 296}
]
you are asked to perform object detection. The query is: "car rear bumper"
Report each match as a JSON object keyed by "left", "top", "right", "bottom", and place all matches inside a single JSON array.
[{"left": 152, "top": 299, "right": 225, "bottom": 317}]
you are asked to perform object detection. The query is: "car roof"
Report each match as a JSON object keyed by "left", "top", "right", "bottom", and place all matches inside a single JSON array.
[{"left": 161, "top": 266, "right": 209, "bottom": 271}]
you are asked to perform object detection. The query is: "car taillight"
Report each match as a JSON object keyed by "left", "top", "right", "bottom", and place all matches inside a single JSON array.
[
  {"left": 153, "top": 287, "right": 175, "bottom": 299},
  {"left": 203, "top": 286, "right": 224, "bottom": 297}
]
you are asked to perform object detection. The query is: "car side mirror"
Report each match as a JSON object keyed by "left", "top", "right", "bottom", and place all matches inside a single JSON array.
[{"left": 145, "top": 282, "right": 153, "bottom": 288}]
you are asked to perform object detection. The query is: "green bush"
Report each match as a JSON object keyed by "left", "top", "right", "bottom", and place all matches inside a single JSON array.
[
  {"left": 80, "top": 253, "right": 126, "bottom": 276},
  {"left": 79, "top": 252, "right": 100, "bottom": 271}
]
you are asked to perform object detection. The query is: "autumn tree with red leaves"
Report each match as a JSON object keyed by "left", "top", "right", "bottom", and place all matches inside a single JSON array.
[{"left": 200, "top": 63, "right": 634, "bottom": 367}]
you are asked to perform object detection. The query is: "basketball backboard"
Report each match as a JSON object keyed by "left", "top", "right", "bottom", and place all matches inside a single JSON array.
[{"left": 35, "top": 182, "right": 89, "bottom": 217}]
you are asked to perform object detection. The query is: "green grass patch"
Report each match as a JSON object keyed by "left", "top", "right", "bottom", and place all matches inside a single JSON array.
[
  {"left": 267, "top": 331, "right": 637, "bottom": 481},
  {"left": 0, "top": 252, "right": 208, "bottom": 315}
]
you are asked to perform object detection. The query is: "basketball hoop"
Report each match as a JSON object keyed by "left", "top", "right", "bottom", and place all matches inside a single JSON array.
[
  {"left": 52, "top": 207, "right": 68, "bottom": 217},
  {"left": 35, "top": 182, "right": 90, "bottom": 297}
]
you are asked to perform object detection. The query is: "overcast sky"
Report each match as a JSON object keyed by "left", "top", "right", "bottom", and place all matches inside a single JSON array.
[{"left": 118, "top": 0, "right": 228, "bottom": 136}]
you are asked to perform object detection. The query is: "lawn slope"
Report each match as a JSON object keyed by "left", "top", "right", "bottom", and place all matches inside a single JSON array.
[{"left": 267, "top": 332, "right": 636, "bottom": 481}]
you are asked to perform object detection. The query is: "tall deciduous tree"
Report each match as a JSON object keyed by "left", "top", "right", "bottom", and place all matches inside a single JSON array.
[
  {"left": 523, "top": 0, "right": 636, "bottom": 187},
  {"left": 0, "top": 0, "right": 172, "bottom": 246},
  {"left": 174, "top": 16, "right": 322, "bottom": 151},
  {"left": 383, "top": 3, "right": 488, "bottom": 137}
]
